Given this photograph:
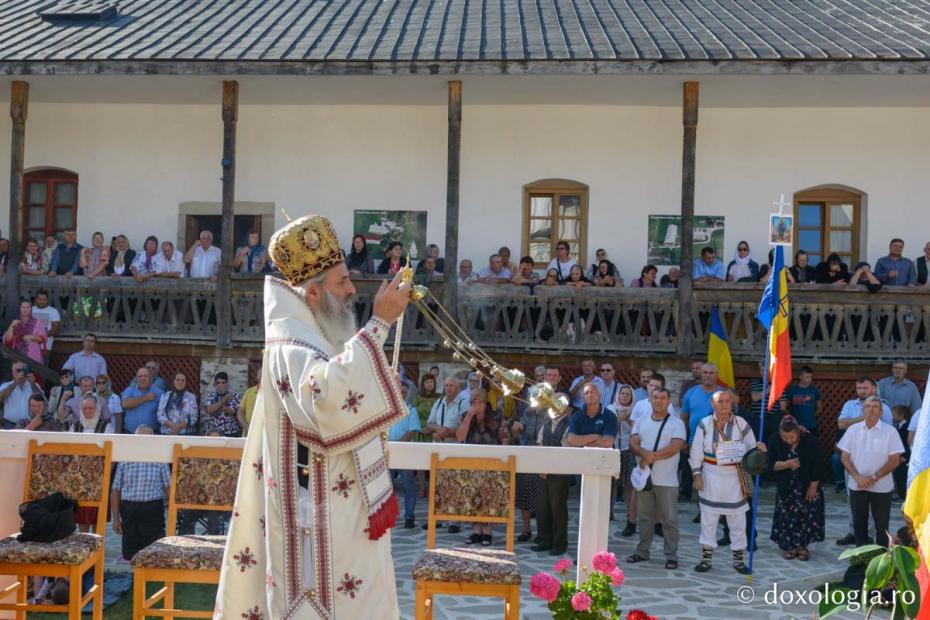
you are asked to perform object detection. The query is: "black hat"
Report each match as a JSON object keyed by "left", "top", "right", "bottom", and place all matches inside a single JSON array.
[{"left": 741, "top": 448, "right": 768, "bottom": 477}]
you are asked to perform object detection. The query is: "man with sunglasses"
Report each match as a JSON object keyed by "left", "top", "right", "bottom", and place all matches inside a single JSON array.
[
  {"left": 0, "top": 363, "right": 37, "bottom": 429},
  {"left": 599, "top": 363, "right": 621, "bottom": 409}
]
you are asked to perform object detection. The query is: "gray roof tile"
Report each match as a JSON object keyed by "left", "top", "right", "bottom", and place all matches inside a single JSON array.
[{"left": 2, "top": 0, "right": 930, "bottom": 64}]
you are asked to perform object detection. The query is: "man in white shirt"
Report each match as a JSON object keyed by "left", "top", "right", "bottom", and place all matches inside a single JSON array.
[
  {"left": 31, "top": 290, "right": 61, "bottom": 362},
  {"left": 424, "top": 377, "right": 467, "bottom": 443},
  {"left": 631, "top": 373, "right": 681, "bottom": 424},
  {"left": 599, "top": 362, "right": 621, "bottom": 409},
  {"left": 568, "top": 359, "right": 604, "bottom": 411},
  {"left": 835, "top": 377, "right": 891, "bottom": 544},
  {"left": 184, "top": 230, "right": 222, "bottom": 280},
  {"left": 837, "top": 396, "right": 904, "bottom": 547},
  {"left": 0, "top": 363, "right": 38, "bottom": 428},
  {"left": 629, "top": 388, "right": 686, "bottom": 568},
  {"left": 546, "top": 240, "right": 578, "bottom": 282},
  {"left": 154, "top": 241, "right": 185, "bottom": 278}
]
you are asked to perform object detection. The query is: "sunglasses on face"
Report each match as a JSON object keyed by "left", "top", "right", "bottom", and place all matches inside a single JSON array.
[{"left": 96, "top": 380, "right": 107, "bottom": 385}]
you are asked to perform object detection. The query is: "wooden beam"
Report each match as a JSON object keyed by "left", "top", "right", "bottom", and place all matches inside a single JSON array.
[
  {"left": 442, "top": 81, "right": 462, "bottom": 311},
  {"left": 677, "top": 81, "right": 699, "bottom": 356},
  {"left": 216, "top": 80, "right": 238, "bottom": 348},
  {"left": 6, "top": 80, "right": 28, "bottom": 323},
  {"left": 2, "top": 59, "right": 929, "bottom": 77}
]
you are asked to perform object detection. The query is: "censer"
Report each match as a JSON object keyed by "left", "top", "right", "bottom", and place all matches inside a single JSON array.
[{"left": 391, "top": 262, "right": 569, "bottom": 417}]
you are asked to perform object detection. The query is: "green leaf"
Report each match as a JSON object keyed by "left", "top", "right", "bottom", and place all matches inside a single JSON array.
[
  {"left": 865, "top": 553, "right": 894, "bottom": 590},
  {"left": 897, "top": 581, "right": 921, "bottom": 620},
  {"left": 818, "top": 586, "right": 852, "bottom": 619},
  {"left": 839, "top": 544, "right": 885, "bottom": 561},
  {"left": 892, "top": 546, "right": 921, "bottom": 618}
]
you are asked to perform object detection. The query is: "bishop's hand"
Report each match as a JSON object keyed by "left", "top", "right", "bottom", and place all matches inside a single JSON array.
[{"left": 373, "top": 269, "right": 411, "bottom": 325}]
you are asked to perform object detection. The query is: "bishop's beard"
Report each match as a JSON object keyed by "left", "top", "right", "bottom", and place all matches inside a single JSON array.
[{"left": 316, "top": 289, "right": 358, "bottom": 350}]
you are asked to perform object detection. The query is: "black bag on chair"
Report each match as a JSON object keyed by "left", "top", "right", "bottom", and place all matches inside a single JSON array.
[{"left": 17, "top": 492, "right": 78, "bottom": 543}]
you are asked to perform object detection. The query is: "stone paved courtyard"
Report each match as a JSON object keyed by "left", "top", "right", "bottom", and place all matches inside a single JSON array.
[{"left": 101, "top": 484, "right": 903, "bottom": 619}]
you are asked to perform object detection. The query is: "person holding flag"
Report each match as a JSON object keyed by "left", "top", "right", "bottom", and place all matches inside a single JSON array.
[
  {"left": 904, "top": 372, "right": 930, "bottom": 619},
  {"left": 744, "top": 242, "right": 793, "bottom": 578}
]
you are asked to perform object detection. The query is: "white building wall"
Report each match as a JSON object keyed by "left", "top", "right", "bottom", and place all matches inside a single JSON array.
[{"left": 0, "top": 99, "right": 927, "bottom": 282}]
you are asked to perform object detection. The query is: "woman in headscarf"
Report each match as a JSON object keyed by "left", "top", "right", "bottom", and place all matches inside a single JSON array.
[
  {"left": 726, "top": 241, "right": 760, "bottom": 282},
  {"left": 767, "top": 415, "right": 824, "bottom": 561},
  {"left": 346, "top": 234, "right": 374, "bottom": 276},
  {"left": 3, "top": 300, "right": 47, "bottom": 366},
  {"left": 19, "top": 238, "right": 48, "bottom": 275},
  {"left": 156, "top": 371, "right": 199, "bottom": 435},
  {"left": 72, "top": 393, "right": 108, "bottom": 532},
  {"left": 95, "top": 374, "right": 123, "bottom": 434},
  {"left": 609, "top": 385, "right": 637, "bottom": 533},
  {"left": 814, "top": 252, "right": 850, "bottom": 285},
  {"left": 131, "top": 235, "right": 159, "bottom": 282},
  {"left": 564, "top": 264, "right": 592, "bottom": 289},
  {"left": 107, "top": 234, "right": 136, "bottom": 277},
  {"left": 80, "top": 231, "right": 109, "bottom": 279}
]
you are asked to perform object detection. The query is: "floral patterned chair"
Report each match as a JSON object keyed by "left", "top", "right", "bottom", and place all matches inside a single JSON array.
[
  {"left": 132, "top": 444, "right": 241, "bottom": 620},
  {"left": 0, "top": 439, "right": 112, "bottom": 620},
  {"left": 412, "top": 454, "right": 519, "bottom": 620}
]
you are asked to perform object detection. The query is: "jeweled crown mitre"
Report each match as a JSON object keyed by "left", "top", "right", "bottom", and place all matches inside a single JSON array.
[{"left": 269, "top": 214, "right": 344, "bottom": 286}]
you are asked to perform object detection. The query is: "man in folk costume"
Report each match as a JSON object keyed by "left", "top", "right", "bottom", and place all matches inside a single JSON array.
[
  {"left": 215, "top": 215, "right": 410, "bottom": 620},
  {"left": 689, "top": 390, "right": 765, "bottom": 574}
]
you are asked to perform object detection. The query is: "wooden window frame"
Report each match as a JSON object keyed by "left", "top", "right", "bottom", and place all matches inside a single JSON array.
[
  {"left": 23, "top": 168, "right": 79, "bottom": 244},
  {"left": 793, "top": 188, "right": 862, "bottom": 266},
  {"left": 522, "top": 179, "right": 589, "bottom": 268}
]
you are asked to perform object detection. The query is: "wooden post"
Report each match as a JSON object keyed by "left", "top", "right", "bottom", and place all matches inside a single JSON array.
[
  {"left": 442, "top": 81, "right": 462, "bottom": 312},
  {"left": 216, "top": 80, "right": 238, "bottom": 348},
  {"left": 6, "top": 81, "right": 28, "bottom": 322},
  {"left": 677, "top": 82, "right": 699, "bottom": 355}
]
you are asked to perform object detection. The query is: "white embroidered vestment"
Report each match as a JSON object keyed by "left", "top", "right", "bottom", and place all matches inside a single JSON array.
[{"left": 215, "top": 277, "right": 406, "bottom": 620}]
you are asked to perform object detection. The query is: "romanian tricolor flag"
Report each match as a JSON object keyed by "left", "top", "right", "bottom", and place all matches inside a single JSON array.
[
  {"left": 707, "top": 305, "right": 734, "bottom": 388},
  {"left": 905, "top": 374, "right": 930, "bottom": 620},
  {"left": 756, "top": 245, "right": 791, "bottom": 410}
]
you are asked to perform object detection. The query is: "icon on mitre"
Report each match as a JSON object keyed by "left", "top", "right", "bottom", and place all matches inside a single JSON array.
[{"left": 303, "top": 229, "right": 321, "bottom": 252}]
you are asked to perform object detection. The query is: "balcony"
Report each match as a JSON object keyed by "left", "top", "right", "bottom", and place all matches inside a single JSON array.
[{"left": 9, "top": 275, "right": 930, "bottom": 361}]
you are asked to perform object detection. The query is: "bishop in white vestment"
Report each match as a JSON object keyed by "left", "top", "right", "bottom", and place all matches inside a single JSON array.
[{"left": 215, "top": 215, "right": 410, "bottom": 620}]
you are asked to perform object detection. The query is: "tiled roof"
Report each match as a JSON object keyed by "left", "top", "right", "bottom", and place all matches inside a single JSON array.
[{"left": 1, "top": 0, "right": 930, "bottom": 65}]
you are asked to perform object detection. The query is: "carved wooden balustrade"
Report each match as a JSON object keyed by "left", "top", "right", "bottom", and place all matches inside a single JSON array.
[{"left": 13, "top": 275, "right": 930, "bottom": 361}]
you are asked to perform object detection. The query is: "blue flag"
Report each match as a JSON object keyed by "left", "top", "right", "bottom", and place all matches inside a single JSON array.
[{"left": 757, "top": 245, "right": 785, "bottom": 330}]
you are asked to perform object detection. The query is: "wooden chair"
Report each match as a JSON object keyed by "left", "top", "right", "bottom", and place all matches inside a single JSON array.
[
  {"left": 0, "top": 439, "right": 113, "bottom": 620},
  {"left": 132, "top": 444, "right": 241, "bottom": 619},
  {"left": 412, "top": 453, "right": 519, "bottom": 620}
]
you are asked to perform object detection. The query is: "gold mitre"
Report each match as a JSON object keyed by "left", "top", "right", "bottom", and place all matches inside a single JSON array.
[{"left": 269, "top": 214, "right": 344, "bottom": 286}]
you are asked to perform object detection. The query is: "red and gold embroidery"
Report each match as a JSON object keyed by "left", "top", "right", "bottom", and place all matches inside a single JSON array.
[
  {"left": 341, "top": 390, "right": 364, "bottom": 414},
  {"left": 330, "top": 472, "right": 356, "bottom": 499},
  {"left": 336, "top": 572, "right": 363, "bottom": 599},
  {"left": 233, "top": 547, "right": 258, "bottom": 572},
  {"left": 276, "top": 376, "right": 293, "bottom": 398},
  {"left": 240, "top": 606, "right": 264, "bottom": 620}
]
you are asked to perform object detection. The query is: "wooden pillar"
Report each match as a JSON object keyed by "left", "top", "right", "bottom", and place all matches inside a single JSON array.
[
  {"left": 216, "top": 80, "right": 238, "bottom": 348},
  {"left": 6, "top": 81, "right": 28, "bottom": 322},
  {"left": 442, "top": 81, "right": 462, "bottom": 311},
  {"left": 677, "top": 82, "right": 699, "bottom": 356}
]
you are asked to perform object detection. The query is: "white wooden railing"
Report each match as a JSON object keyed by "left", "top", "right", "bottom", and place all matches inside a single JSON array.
[{"left": 0, "top": 431, "right": 618, "bottom": 595}]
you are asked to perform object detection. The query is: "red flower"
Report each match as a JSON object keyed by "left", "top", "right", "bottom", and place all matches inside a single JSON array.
[
  {"left": 529, "top": 572, "right": 561, "bottom": 603},
  {"left": 592, "top": 550, "right": 617, "bottom": 574},
  {"left": 626, "top": 610, "right": 658, "bottom": 620}
]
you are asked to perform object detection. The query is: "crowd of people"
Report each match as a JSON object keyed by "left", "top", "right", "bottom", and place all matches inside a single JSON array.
[
  {"left": 386, "top": 357, "right": 919, "bottom": 574},
  {"left": 7, "top": 226, "right": 930, "bottom": 297},
  {"left": 2, "top": 227, "right": 273, "bottom": 281}
]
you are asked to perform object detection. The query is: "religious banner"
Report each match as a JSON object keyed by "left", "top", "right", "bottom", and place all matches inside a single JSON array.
[
  {"left": 353, "top": 209, "right": 428, "bottom": 259},
  {"left": 769, "top": 213, "right": 794, "bottom": 246},
  {"left": 646, "top": 214, "right": 725, "bottom": 265}
]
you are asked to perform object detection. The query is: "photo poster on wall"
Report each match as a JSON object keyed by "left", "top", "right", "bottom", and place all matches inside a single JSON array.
[
  {"left": 768, "top": 213, "right": 794, "bottom": 246},
  {"left": 353, "top": 209, "right": 428, "bottom": 260},
  {"left": 646, "top": 215, "right": 726, "bottom": 266}
]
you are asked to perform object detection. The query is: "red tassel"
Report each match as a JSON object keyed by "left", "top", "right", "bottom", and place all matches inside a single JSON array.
[{"left": 366, "top": 492, "right": 399, "bottom": 540}]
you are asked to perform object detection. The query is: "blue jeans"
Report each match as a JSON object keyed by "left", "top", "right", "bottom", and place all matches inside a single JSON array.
[
  {"left": 831, "top": 453, "right": 845, "bottom": 487},
  {"left": 392, "top": 470, "right": 417, "bottom": 520}
]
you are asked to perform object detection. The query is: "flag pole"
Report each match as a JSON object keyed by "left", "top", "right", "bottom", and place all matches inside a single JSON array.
[{"left": 747, "top": 310, "right": 773, "bottom": 583}]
